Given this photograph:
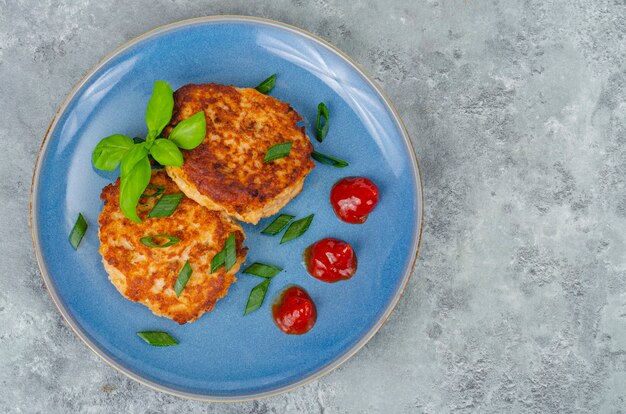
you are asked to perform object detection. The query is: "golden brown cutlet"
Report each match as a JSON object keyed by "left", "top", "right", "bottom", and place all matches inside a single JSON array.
[
  {"left": 98, "top": 170, "right": 247, "bottom": 324},
  {"left": 164, "top": 83, "right": 315, "bottom": 224}
]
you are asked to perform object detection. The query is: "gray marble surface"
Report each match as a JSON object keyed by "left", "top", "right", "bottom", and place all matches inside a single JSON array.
[{"left": 2, "top": 0, "right": 626, "bottom": 412}]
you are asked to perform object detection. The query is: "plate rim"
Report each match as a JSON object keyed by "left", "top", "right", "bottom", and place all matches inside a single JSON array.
[{"left": 30, "top": 15, "right": 424, "bottom": 401}]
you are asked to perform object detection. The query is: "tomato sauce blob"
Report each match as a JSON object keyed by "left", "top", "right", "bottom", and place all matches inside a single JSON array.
[
  {"left": 304, "top": 238, "right": 357, "bottom": 283},
  {"left": 272, "top": 286, "right": 317, "bottom": 335},
  {"left": 330, "top": 177, "right": 379, "bottom": 223}
]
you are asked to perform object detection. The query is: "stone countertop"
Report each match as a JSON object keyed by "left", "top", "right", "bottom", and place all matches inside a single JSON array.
[{"left": 2, "top": 0, "right": 626, "bottom": 412}]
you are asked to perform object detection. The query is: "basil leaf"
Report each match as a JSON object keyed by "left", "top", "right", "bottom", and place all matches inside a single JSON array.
[
  {"left": 149, "top": 139, "right": 183, "bottom": 167},
  {"left": 261, "top": 214, "right": 294, "bottom": 235},
  {"left": 224, "top": 233, "right": 237, "bottom": 272},
  {"left": 92, "top": 134, "right": 133, "bottom": 171},
  {"left": 244, "top": 278, "right": 271, "bottom": 315},
  {"left": 243, "top": 263, "right": 282, "bottom": 278},
  {"left": 255, "top": 74, "right": 276, "bottom": 94},
  {"left": 145, "top": 80, "right": 174, "bottom": 142},
  {"left": 68, "top": 213, "right": 87, "bottom": 250},
  {"left": 147, "top": 193, "right": 184, "bottom": 218},
  {"left": 136, "top": 331, "right": 178, "bottom": 346},
  {"left": 140, "top": 234, "right": 180, "bottom": 248},
  {"left": 168, "top": 111, "right": 206, "bottom": 150},
  {"left": 316, "top": 102, "right": 329, "bottom": 142},
  {"left": 311, "top": 151, "right": 348, "bottom": 168},
  {"left": 119, "top": 157, "right": 151, "bottom": 223},
  {"left": 280, "top": 214, "right": 314, "bottom": 244},
  {"left": 174, "top": 261, "right": 192, "bottom": 297},
  {"left": 264, "top": 142, "right": 293, "bottom": 162},
  {"left": 120, "top": 143, "right": 149, "bottom": 177}
]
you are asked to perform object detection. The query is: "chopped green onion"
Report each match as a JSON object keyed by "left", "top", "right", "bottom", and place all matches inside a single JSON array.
[
  {"left": 264, "top": 142, "right": 292, "bottom": 162},
  {"left": 140, "top": 234, "right": 180, "bottom": 248},
  {"left": 243, "top": 263, "right": 282, "bottom": 278},
  {"left": 280, "top": 214, "right": 314, "bottom": 244},
  {"left": 312, "top": 151, "right": 348, "bottom": 168},
  {"left": 147, "top": 193, "right": 183, "bottom": 218},
  {"left": 174, "top": 261, "right": 192, "bottom": 297},
  {"left": 255, "top": 74, "right": 276, "bottom": 94},
  {"left": 210, "top": 233, "right": 238, "bottom": 273},
  {"left": 69, "top": 213, "right": 87, "bottom": 250},
  {"left": 224, "top": 233, "right": 237, "bottom": 272},
  {"left": 210, "top": 250, "right": 225, "bottom": 273},
  {"left": 136, "top": 331, "right": 178, "bottom": 346},
  {"left": 244, "top": 279, "right": 271, "bottom": 315},
  {"left": 261, "top": 214, "right": 295, "bottom": 235},
  {"left": 141, "top": 184, "right": 165, "bottom": 198},
  {"left": 316, "top": 102, "right": 329, "bottom": 142}
]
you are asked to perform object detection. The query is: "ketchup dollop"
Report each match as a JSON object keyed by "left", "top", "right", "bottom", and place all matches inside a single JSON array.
[
  {"left": 330, "top": 177, "right": 379, "bottom": 223},
  {"left": 272, "top": 286, "right": 317, "bottom": 335},
  {"left": 305, "top": 238, "right": 357, "bottom": 283}
]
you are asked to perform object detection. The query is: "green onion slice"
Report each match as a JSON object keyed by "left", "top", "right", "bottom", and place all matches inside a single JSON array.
[
  {"left": 264, "top": 142, "right": 292, "bottom": 162},
  {"left": 210, "top": 232, "right": 238, "bottom": 273},
  {"left": 311, "top": 151, "right": 348, "bottom": 168},
  {"left": 280, "top": 214, "right": 314, "bottom": 244},
  {"left": 210, "top": 250, "right": 225, "bottom": 273},
  {"left": 140, "top": 234, "right": 180, "bottom": 248},
  {"left": 261, "top": 214, "right": 294, "bottom": 235},
  {"left": 255, "top": 74, "right": 276, "bottom": 94},
  {"left": 174, "top": 261, "right": 192, "bottom": 297},
  {"left": 147, "top": 193, "right": 184, "bottom": 218},
  {"left": 69, "top": 213, "right": 87, "bottom": 250},
  {"left": 316, "top": 102, "right": 329, "bottom": 142},
  {"left": 141, "top": 184, "right": 165, "bottom": 198},
  {"left": 224, "top": 233, "right": 237, "bottom": 272},
  {"left": 243, "top": 263, "right": 282, "bottom": 278},
  {"left": 136, "top": 331, "right": 178, "bottom": 346},
  {"left": 244, "top": 279, "right": 271, "bottom": 315}
]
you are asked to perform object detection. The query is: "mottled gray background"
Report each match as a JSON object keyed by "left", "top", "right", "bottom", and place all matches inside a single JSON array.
[{"left": 2, "top": 0, "right": 626, "bottom": 412}]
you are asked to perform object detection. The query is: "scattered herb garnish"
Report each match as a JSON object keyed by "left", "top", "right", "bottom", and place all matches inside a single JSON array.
[
  {"left": 91, "top": 81, "right": 207, "bottom": 222},
  {"left": 243, "top": 263, "right": 282, "bottom": 278},
  {"left": 69, "top": 213, "right": 87, "bottom": 250},
  {"left": 210, "top": 250, "right": 225, "bottom": 273},
  {"left": 147, "top": 193, "right": 184, "bottom": 218},
  {"left": 210, "top": 233, "right": 237, "bottom": 273},
  {"left": 312, "top": 151, "right": 348, "bottom": 168},
  {"left": 264, "top": 142, "right": 293, "bottom": 162},
  {"left": 316, "top": 102, "right": 329, "bottom": 142},
  {"left": 174, "top": 261, "right": 192, "bottom": 297},
  {"left": 141, "top": 184, "right": 165, "bottom": 198},
  {"left": 224, "top": 233, "right": 237, "bottom": 271},
  {"left": 140, "top": 234, "right": 180, "bottom": 248},
  {"left": 244, "top": 279, "right": 271, "bottom": 315},
  {"left": 281, "top": 214, "right": 314, "bottom": 244},
  {"left": 137, "top": 331, "right": 178, "bottom": 346},
  {"left": 255, "top": 74, "right": 277, "bottom": 94},
  {"left": 261, "top": 214, "right": 295, "bottom": 235}
]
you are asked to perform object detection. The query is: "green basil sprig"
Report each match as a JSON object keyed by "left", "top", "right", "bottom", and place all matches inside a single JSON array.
[{"left": 91, "top": 81, "right": 207, "bottom": 223}]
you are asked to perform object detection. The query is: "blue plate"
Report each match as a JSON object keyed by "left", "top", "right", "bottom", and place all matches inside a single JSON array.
[{"left": 31, "top": 16, "right": 423, "bottom": 400}]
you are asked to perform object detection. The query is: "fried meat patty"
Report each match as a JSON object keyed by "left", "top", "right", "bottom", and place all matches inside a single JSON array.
[
  {"left": 98, "top": 171, "right": 247, "bottom": 324},
  {"left": 164, "top": 83, "right": 315, "bottom": 224}
]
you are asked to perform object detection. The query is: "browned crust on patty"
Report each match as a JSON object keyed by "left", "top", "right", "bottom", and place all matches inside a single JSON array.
[
  {"left": 98, "top": 171, "right": 247, "bottom": 324},
  {"left": 164, "top": 83, "right": 315, "bottom": 223}
]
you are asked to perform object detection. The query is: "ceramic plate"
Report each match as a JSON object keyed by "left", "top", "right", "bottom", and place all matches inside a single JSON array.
[{"left": 31, "top": 16, "right": 423, "bottom": 400}]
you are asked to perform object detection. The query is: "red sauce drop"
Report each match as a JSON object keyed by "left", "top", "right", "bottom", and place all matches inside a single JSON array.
[
  {"left": 304, "top": 238, "right": 357, "bottom": 283},
  {"left": 330, "top": 177, "right": 379, "bottom": 224},
  {"left": 272, "top": 286, "right": 317, "bottom": 335}
]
